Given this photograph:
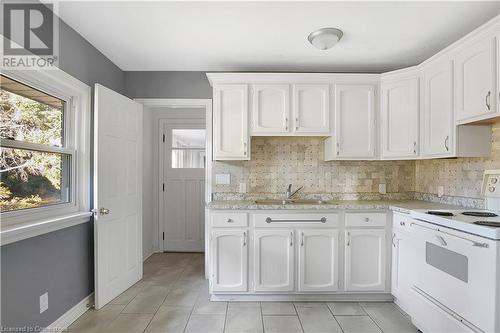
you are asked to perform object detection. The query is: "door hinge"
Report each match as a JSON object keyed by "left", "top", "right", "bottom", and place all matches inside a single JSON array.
[
  {"left": 162, "top": 232, "right": 165, "bottom": 240},
  {"left": 162, "top": 134, "right": 165, "bottom": 143},
  {"left": 162, "top": 183, "right": 165, "bottom": 191}
]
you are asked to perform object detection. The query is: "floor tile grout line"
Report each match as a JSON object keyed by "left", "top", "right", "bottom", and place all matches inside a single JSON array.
[
  {"left": 359, "top": 303, "right": 386, "bottom": 333},
  {"left": 292, "top": 302, "right": 306, "bottom": 333},
  {"left": 326, "top": 302, "right": 346, "bottom": 333}
]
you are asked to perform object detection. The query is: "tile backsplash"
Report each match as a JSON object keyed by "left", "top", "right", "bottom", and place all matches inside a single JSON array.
[{"left": 213, "top": 121, "right": 499, "bottom": 207}]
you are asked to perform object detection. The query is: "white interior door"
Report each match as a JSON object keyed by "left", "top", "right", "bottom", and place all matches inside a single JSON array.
[
  {"left": 94, "top": 84, "right": 143, "bottom": 309},
  {"left": 161, "top": 118, "right": 206, "bottom": 252}
]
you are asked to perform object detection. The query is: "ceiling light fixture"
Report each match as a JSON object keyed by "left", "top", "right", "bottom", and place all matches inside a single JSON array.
[{"left": 308, "top": 28, "right": 343, "bottom": 50}]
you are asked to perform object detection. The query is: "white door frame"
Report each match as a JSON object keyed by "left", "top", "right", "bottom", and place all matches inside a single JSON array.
[{"left": 135, "top": 99, "right": 212, "bottom": 275}]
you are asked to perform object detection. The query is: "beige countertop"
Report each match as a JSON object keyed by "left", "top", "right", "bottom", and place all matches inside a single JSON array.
[{"left": 206, "top": 199, "right": 465, "bottom": 213}]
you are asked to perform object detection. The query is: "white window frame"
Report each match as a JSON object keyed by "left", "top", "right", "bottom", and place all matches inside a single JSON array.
[{"left": 1, "top": 67, "right": 91, "bottom": 245}]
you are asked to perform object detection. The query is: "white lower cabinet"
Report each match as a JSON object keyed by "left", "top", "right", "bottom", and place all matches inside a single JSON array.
[
  {"left": 391, "top": 229, "right": 414, "bottom": 312},
  {"left": 298, "top": 229, "right": 339, "bottom": 292},
  {"left": 211, "top": 229, "right": 248, "bottom": 292},
  {"left": 254, "top": 229, "right": 295, "bottom": 292},
  {"left": 345, "top": 229, "right": 386, "bottom": 291}
]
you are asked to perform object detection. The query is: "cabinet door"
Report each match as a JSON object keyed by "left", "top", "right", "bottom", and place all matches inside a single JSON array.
[
  {"left": 391, "top": 230, "right": 415, "bottom": 311},
  {"left": 335, "top": 84, "right": 376, "bottom": 159},
  {"left": 254, "top": 229, "right": 294, "bottom": 292},
  {"left": 211, "top": 229, "right": 248, "bottom": 292},
  {"left": 213, "top": 84, "right": 249, "bottom": 160},
  {"left": 380, "top": 78, "right": 419, "bottom": 159},
  {"left": 292, "top": 84, "right": 330, "bottom": 134},
  {"left": 422, "top": 60, "right": 454, "bottom": 157},
  {"left": 345, "top": 229, "right": 386, "bottom": 291},
  {"left": 298, "top": 229, "right": 338, "bottom": 292},
  {"left": 454, "top": 34, "right": 498, "bottom": 123},
  {"left": 252, "top": 84, "right": 290, "bottom": 134}
]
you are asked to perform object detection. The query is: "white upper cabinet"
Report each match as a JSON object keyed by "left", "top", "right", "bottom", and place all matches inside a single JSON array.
[
  {"left": 213, "top": 84, "right": 249, "bottom": 160},
  {"left": 252, "top": 84, "right": 290, "bottom": 135},
  {"left": 332, "top": 84, "right": 377, "bottom": 159},
  {"left": 422, "top": 59, "right": 454, "bottom": 158},
  {"left": 454, "top": 33, "right": 498, "bottom": 124},
  {"left": 380, "top": 77, "right": 419, "bottom": 159},
  {"left": 292, "top": 84, "right": 330, "bottom": 134},
  {"left": 345, "top": 229, "right": 386, "bottom": 292},
  {"left": 298, "top": 229, "right": 338, "bottom": 292}
]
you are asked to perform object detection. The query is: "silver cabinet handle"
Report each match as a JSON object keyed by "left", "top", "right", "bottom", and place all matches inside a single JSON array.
[
  {"left": 265, "top": 217, "right": 327, "bottom": 223},
  {"left": 347, "top": 232, "right": 351, "bottom": 246},
  {"left": 285, "top": 117, "right": 289, "bottom": 131},
  {"left": 301, "top": 232, "right": 304, "bottom": 247},
  {"left": 290, "top": 231, "right": 293, "bottom": 247},
  {"left": 400, "top": 221, "right": 405, "bottom": 226},
  {"left": 243, "top": 231, "right": 247, "bottom": 246},
  {"left": 413, "top": 141, "right": 417, "bottom": 154},
  {"left": 99, "top": 207, "right": 110, "bottom": 215},
  {"left": 444, "top": 136, "right": 449, "bottom": 151},
  {"left": 295, "top": 117, "right": 299, "bottom": 130},
  {"left": 392, "top": 233, "right": 396, "bottom": 247},
  {"left": 336, "top": 142, "right": 340, "bottom": 156},
  {"left": 227, "top": 218, "right": 234, "bottom": 223},
  {"left": 243, "top": 142, "right": 247, "bottom": 156},
  {"left": 486, "top": 91, "right": 491, "bottom": 110},
  {"left": 364, "top": 217, "right": 370, "bottom": 222}
]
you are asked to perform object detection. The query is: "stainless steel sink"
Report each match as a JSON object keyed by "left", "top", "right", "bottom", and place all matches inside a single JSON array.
[{"left": 254, "top": 199, "right": 327, "bottom": 205}]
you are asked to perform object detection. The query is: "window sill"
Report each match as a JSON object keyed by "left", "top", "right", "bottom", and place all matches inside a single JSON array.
[{"left": 1, "top": 212, "right": 92, "bottom": 246}]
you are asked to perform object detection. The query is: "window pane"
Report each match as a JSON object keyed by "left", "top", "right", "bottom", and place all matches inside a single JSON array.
[
  {"left": 1, "top": 75, "right": 64, "bottom": 147},
  {"left": 0, "top": 148, "right": 70, "bottom": 212},
  {"left": 172, "top": 129, "right": 205, "bottom": 149},
  {"left": 172, "top": 149, "right": 205, "bottom": 168}
]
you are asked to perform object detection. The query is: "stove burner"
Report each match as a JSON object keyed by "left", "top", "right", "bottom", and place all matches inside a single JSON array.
[
  {"left": 427, "top": 211, "right": 454, "bottom": 216},
  {"left": 462, "top": 211, "right": 498, "bottom": 217},
  {"left": 473, "top": 221, "right": 500, "bottom": 227}
]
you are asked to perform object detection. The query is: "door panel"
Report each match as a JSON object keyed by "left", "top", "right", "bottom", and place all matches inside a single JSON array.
[
  {"left": 455, "top": 35, "right": 497, "bottom": 123},
  {"left": 211, "top": 229, "right": 248, "bottom": 292},
  {"left": 335, "top": 84, "right": 376, "bottom": 158},
  {"left": 213, "top": 84, "right": 249, "bottom": 159},
  {"left": 423, "top": 60, "right": 454, "bottom": 157},
  {"left": 254, "top": 229, "right": 294, "bottom": 292},
  {"left": 252, "top": 84, "right": 290, "bottom": 134},
  {"left": 345, "top": 229, "right": 386, "bottom": 291},
  {"left": 298, "top": 229, "right": 338, "bottom": 292},
  {"left": 162, "top": 122, "right": 205, "bottom": 252},
  {"left": 293, "top": 84, "right": 330, "bottom": 133},
  {"left": 380, "top": 79, "right": 419, "bottom": 158},
  {"left": 94, "top": 84, "right": 143, "bottom": 309}
]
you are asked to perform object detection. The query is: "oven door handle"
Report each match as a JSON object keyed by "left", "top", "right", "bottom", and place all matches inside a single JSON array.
[{"left": 410, "top": 222, "right": 489, "bottom": 248}]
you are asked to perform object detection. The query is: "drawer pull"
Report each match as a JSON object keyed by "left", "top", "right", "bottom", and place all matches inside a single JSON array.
[
  {"left": 265, "top": 217, "right": 327, "bottom": 223},
  {"left": 227, "top": 218, "right": 234, "bottom": 223},
  {"left": 400, "top": 221, "right": 405, "bottom": 226},
  {"left": 364, "top": 217, "right": 370, "bottom": 222},
  {"left": 243, "top": 231, "right": 247, "bottom": 247}
]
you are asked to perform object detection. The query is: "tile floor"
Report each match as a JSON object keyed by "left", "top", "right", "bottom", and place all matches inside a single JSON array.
[{"left": 68, "top": 253, "right": 418, "bottom": 333}]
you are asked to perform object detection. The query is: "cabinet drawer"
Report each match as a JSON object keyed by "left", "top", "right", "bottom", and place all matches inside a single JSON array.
[
  {"left": 211, "top": 212, "right": 248, "bottom": 227},
  {"left": 345, "top": 212, "right": 387, "bottom": 227},
  {"left": 253, "top": 213, "right": 339, "bottom": 228}
]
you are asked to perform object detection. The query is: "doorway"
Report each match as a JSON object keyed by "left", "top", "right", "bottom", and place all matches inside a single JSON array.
[{"left": 160, "top": 116, "right": 206, "bottom": 252}]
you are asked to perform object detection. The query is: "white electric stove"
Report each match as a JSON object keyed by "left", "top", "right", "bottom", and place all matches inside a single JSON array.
[{"left": 410, "top": 170, "right": 500, "bottom": 240}]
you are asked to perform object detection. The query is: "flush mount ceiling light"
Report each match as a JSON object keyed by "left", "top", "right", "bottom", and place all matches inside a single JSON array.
[{"left": 308, "top": 28, "right": 343, "bottom": 50}]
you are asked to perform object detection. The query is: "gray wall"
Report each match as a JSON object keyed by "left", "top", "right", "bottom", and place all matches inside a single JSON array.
[
  {"left": 124, "top": 71, "right": 212, "bottom": 99},
  {"left": 1, "top": 18, "right": 125, "bottom": 330}
]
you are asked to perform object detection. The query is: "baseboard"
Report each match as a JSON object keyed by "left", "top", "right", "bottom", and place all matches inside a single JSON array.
[
  {"left": 143, "top": 250, "right": 154, "bottom": 262},
  {"left": 41, "top": 293, "right": 94, "bottom": 333},
  {"left": 210, "top": 293, "right": 394, "bottom": 302}
]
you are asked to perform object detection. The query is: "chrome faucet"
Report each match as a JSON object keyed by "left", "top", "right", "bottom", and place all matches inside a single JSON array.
[{"left": 285, "top": 184, "right": 304, "bottom": 199}]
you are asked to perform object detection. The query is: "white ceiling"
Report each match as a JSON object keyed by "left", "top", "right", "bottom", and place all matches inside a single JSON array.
[{"left": 59, "top": 1, "right": 500, "bottom": 73}]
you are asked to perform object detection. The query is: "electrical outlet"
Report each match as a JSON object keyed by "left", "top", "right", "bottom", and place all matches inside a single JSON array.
[
  {"left": 40, "top": 292, "right": 48, "bottom": 314},
  {"left": 378, "top": 183, "right": 387, "bottom": 194},
  {"left": 239, "top": 182, "right": 247, "bottom": 193},
  {"left": 438, "top": 186, "right": 444, "bottom": 198}
]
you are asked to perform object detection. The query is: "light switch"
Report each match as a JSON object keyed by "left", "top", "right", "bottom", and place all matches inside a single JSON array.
[
  {"left": 378, "top": 183, "right": 386, "bottom": 194},
  {"left": 215, "top": 173, "right": 231, "bottom": 185},
  {"left": 438, "top": 186, "right": 444, "bottom": 198},
  {"left": 239, "top": 183, "right": 247, "bottom": 193}
]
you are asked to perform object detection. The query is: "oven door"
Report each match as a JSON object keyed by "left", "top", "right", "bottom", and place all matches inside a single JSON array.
[{"left": 410, "top": 221, "right": 497, "bottom": 332}]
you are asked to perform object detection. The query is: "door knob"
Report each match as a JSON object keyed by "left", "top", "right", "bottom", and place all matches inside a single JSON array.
[{"left": 99, "top": 207, "right": 110, "bottom": 215}]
